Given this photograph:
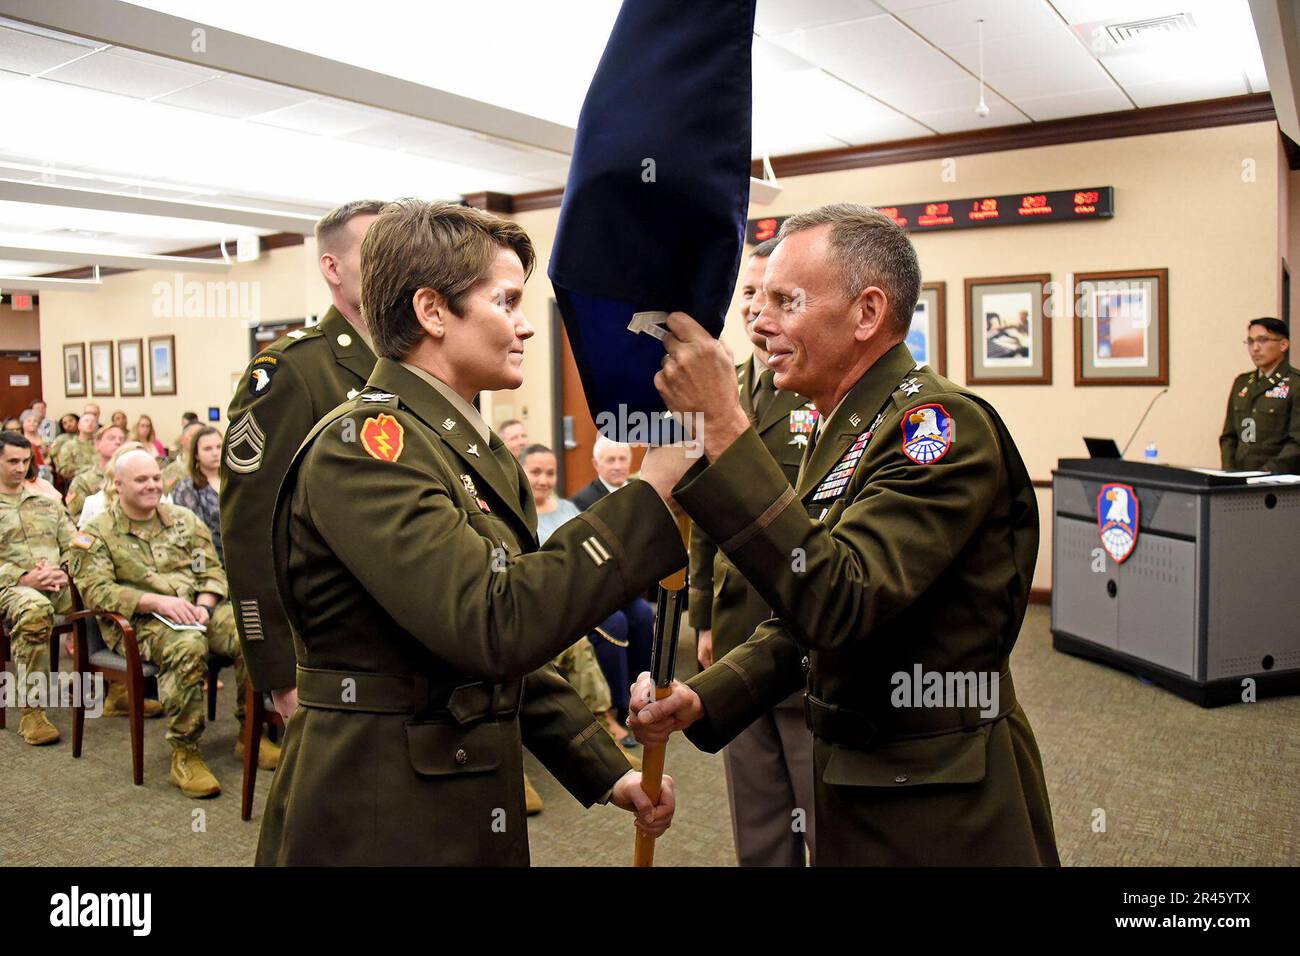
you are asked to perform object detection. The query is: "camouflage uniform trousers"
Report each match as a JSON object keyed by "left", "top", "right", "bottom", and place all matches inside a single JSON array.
[
  {"left": 552, "top": 636, "right": 612, "bottom": 717},
  {"left": 0, "top": 585, "right": 71, "bottom": 679},
  {"left": 102, "top": 601, "right": 247, "bottom": 748}
]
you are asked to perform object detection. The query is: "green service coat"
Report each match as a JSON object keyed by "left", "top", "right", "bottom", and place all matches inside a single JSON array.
[
  {"left": 1219, "top": 361, "right": 1299, "bottom": 473},
  {"left": 674, "top": 343, "right": 1059, "bottom": 866},
  {"left": 255, "top": 358, "right": 686, "bottom": 866},
  {"left": 689, "top": 357, "right": 809, "bottom": 667},
  {"left": 221, "top": 307, "right": 377, "bottom": 691}
]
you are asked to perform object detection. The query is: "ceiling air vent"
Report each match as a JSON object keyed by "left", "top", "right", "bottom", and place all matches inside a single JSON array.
[{"left": 1106, "top": 13, "right": 1197, "bottom": 46}]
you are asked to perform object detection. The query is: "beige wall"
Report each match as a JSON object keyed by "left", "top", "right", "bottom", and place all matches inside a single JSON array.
[
  {"left": 0, "top": 302, "right": 40, "bottom": 350},
  {"left": 38, "top": 241, "right": 321, "bottom": 446},
  {"left": 508, "top": 121, "right": 1286, "bottom": 590}
]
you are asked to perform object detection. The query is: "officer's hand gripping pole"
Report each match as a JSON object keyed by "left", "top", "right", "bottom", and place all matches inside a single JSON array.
[{"left": 632, "top": 513, "right": 690, "bottom": 867}]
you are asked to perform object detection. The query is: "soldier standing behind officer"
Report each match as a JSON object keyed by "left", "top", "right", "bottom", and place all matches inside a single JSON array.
[
  {"left": 221, "top": 199, "right": 383, "bottom": 721},
  {"left": 1220, "top": 317, "right": 1298, "bottom": 473},
  {"left": 0, "top": 431, "right": 75, "bottom": 745},
  {"left": 256, "top": 200, "right": 689, "bottom": 866},
  {"left": 688, "top": 236, "right": 816, "bottom": 867},
  {"left": 71, "top": 450, "right": 270, "bottom": 798}
]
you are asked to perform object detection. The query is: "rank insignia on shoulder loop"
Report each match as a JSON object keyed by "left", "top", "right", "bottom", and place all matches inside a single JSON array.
[
  {"left": 360, "top": 414, "right": 405, "bottom": 462},
  {"left": 900, "top": 377, "right": 923, "bottom": 396},
  {"left": 900, "top": 404, "right": 953, "bottom": 464},
  {"left": 225, "top": 411, "right": 266, "bottom": 474},
  {"left": 70, "top": 531, "right": 95, "bottom": 550},
  {"left": 1098, "top": 482, "right": 1139, "bottom": 563},
  {"left": 287, "top": 329, "right": 306, "bottom": 339},
  {"left": 346, "top": 388, "right": 360, "bottom": 400}
]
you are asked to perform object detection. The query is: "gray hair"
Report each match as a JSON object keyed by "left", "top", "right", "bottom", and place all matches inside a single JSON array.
[{"left": 778, "top": 202, "right": 921, "bottom": 337}]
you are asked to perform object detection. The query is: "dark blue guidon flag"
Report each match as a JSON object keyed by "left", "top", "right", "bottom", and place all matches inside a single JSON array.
[{"left": 549, "top": 0, "right": 756, "bottom": 442}]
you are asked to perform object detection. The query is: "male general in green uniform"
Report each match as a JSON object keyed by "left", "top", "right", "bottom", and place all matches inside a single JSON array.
[
  {"left": 688, "top": 236, "right": 816, "bottom": 867},
  {"left": 0, "top": 431, "right": 75, "bottom": 745},
  {"left": 256, "top": 199, "right": 689, "bottom": 866},
  {"left": 222, "top": 199, "right": 383, "bottom": 721},
  {"left": 636, "top": 203, "right": 1059, "bottom": 866},
  {"left": 1220, "top": 317, "right": 1299, "bottom": 474}
]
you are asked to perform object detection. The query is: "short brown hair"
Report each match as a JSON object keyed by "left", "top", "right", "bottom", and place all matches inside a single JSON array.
[
  {"left": 315, "top": 199, "right": 386, "bottom": 253},
  {"left": 778, "top": 203, "right": 921, "bottom": 337},
  {"left": 361, "top": 199, "right": 536, "bottom": 361}
]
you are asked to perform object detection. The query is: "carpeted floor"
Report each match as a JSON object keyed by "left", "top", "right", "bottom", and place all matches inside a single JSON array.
[{"left": 1, "top": 606, "right": 1296, "bottom": 866}]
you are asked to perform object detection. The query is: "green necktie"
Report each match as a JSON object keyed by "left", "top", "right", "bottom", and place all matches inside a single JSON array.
[{"left": 753, "top": 367, "right": 776, "bottom": 423}]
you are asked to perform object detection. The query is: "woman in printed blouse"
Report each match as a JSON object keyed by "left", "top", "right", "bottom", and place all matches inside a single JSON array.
[{"left": 170, "top": 425, "right": 225, "bottom": 563}]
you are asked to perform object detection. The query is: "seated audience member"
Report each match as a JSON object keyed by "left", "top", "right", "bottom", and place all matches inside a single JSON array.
[
  {"left": 64, "top": 423, "right": 126, "bottom": 522},
  {"left": 498, "top": 418, "right": 530, "bottom": 457},
  {"left": 170, "top": 426, "right": 224, "bottom": 564},
  {"left": 134, "top": 414, "right": 167, "bottom": 459},
  {"left": 70, "top": 449, "right": 278, "bottom": 798},
  {"left": 521, "top": 443, "right": 640, "bottom": 756},
  {"left": 47, "top": 414, "right": 79, "bottom": 466},
  {"left": 161, "top": 421, "right": 204, "bottom": 495},
  {"left": 19, "top": 410, "right": 51, "bottom": 481},
  {"left": 23, "top": 451, "right": 62, "bottom": 503},
  {"left": 78, "top": 440, "right": 146, "bottom": 530},
  {"left": 53, "top": 412, "right": 98, "bottom": 479},
  {"left": 109, "top": 410, "right": 129, "bottom": 433},
  {"left": 175, "top": 412, "right": 199, "bottom": 454},
  {"left": 29, "top": 400, "right": 56, "bottom": 444},
  {"left": 2, "top": 417, "right": 19, "bottom": 431},
  {"left": 0, "top": 431, "right": 75, "bottom": 745}
]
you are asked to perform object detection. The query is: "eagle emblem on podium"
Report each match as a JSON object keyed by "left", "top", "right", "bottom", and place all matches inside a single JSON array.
[{"left": 1098, "top": 482, "right": 1139, "bottom": 563}]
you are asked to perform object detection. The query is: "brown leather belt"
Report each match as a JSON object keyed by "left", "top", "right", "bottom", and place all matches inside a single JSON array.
[
  {"left": 805, "top": 669, "right": 1017, "bottom": 747},
  {"left": 296, "top": 665, "right": 523, "bottom": 721}
]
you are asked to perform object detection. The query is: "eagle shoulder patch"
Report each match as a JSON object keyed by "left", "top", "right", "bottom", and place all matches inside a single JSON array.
[
  {"left": 360, "top": 414, "right": 405, "bottom": 462},
  {"left": 900, "top": 403, "right": 954, "bottom": 464}
]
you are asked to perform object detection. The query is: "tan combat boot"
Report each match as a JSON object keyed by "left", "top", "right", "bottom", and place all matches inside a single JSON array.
[
  {"left": 103, "top": 683, "right": 163, "bottom": 718},
  {"left": 18, "top": 709, "right": 60, "bottom": 746},
  {"left": 234, "top": 735, "right": 281, "bottom": 771},
  {"left": 169, "top": 745, "right": 221, "bottom": 798},
  {"left": 523, "top": 772, "right": 544, "bottom": 815}
]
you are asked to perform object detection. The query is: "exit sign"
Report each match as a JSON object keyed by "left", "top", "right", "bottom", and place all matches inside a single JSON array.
[{"left": 10, "top": 294, "right": 34, "bottom": 311}]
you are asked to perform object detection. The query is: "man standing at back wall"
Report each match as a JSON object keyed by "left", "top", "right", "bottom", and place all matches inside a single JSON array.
[
  {"left": 1220, "top": 317, "right": 1298, "bottom": 474},
  {"left": 222, "top": 199, "right": 383, "bottom": 720}
]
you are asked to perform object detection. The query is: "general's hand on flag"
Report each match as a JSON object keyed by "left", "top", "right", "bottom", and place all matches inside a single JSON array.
[{"left": 655, "top": 312, "right": 752, "bottom": 461}]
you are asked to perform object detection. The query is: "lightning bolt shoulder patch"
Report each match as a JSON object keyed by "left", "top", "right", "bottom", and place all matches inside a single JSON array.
[{"left": 360, "top": 413, "right": 405, "bottom": 462}]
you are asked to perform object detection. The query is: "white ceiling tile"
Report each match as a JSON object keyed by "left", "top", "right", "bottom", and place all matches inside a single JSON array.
[
  {"left": 155, "top": 74, "right": 310, "bottom": 118},
  {"left": 870, "top": 76, "right": 984, "bottom": 114},
  {"left": 1123, "top": 74, "right": 1249, "bottom": 109},
  {"left": 874, "top": 0, "right": 954, "bottom": 11},
  {"left": 43, "top": 47, "right": 218, "bottom": 99},
  {"left": 0, "top": 24, "right": 96, "bottom": 76},
  {"left": 251, "top": 97, "right": 387, "bottom": 136},
  {"left": 771, "top": 16, "right": 969, "bottom": 91},
  {"left": 891, "top": 0, "right": 1065, "bottom": 48},
  {"left": 755, "top": 0, "right": 887, "bottom": 34},
  {"left": 408, "top": 134, "right": 571, "bottom": 176},
  {"left": 336, "top": 115, "right": 467, "bottom": 152},
  {"left": 1014, "top": 86, "right": 1134, "bottom": 121},
  {"left": 911, "top": 92, "right": 1027, "bottom": 132}
]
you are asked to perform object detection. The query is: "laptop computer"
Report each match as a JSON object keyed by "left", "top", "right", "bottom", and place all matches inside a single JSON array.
[{"left": 1083, "top": 437, "right": 1122, "bottom": 459}]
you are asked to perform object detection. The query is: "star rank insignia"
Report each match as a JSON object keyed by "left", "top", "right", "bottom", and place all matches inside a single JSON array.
[
  {"left": 466, "top": 443, "right": 481, "bottom": 457},
  {"left": 900, "top": 378, "right": 922, "bottom": 396},
  {"left": 442, "top": 418, "right": 456, "bottom": 431}
]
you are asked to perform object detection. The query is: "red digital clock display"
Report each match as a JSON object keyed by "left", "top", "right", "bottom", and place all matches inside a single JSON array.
[{"left": 747, "top": 186, "right": 1113, "bottom": 243}]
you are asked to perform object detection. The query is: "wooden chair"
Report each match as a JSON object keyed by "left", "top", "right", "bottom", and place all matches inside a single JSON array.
[{"left": 239, "top": 682, "right": 284, "bottom": 820}]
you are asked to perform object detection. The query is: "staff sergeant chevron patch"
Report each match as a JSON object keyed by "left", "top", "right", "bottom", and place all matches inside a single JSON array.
[{"left": 225, "top": 411, "right": 266, "bottom": 474}]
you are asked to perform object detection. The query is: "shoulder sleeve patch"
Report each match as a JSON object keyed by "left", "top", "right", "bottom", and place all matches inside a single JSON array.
[
  {"left": 900, "top": 402, "right": 955, "bottom": 464},
  {"left": 359, "top": 413, "right": 405, "bottom": 462},
  {"left": 70, "top": 531, "right": 95, "bottom": 550}
]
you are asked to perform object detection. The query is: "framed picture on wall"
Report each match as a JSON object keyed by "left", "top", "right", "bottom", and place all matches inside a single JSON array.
[
  {"left": 63, "top": 343, "right": 86, "bottom": 397},
  {"left": 965, "top": 274, "right": 1052, "bottom": 385},
  {"left": 118, "top": 339, "right": 144, "bottom": 396},
  {"left": 1073, "top": 268, "right": 1168, "bottom": 386},
  {"left": 89, "top": 341, "right": 115, "bottom": 396},
  {"left": 907, "top": 282, "right": 947, "bottom": 376},
  {"left": 148, "top": 334, "right": 177, "bottom": 395}
]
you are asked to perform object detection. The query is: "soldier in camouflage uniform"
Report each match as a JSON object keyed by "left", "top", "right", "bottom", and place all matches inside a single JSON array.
[
  {"left": 53, "top": 412, "right": 98, "bottom": 480},
  {"left": 161, "top": 422, "right": 204, "bottom": 496},
  {"left": 64, "top": 423, "right": 125, "bottom": 522},
  {"left": 0, "top": 432, "right": 75, "bottom": 745},
  {"left": 70, "top": 449, "right": 274, "bottom": 798}
]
